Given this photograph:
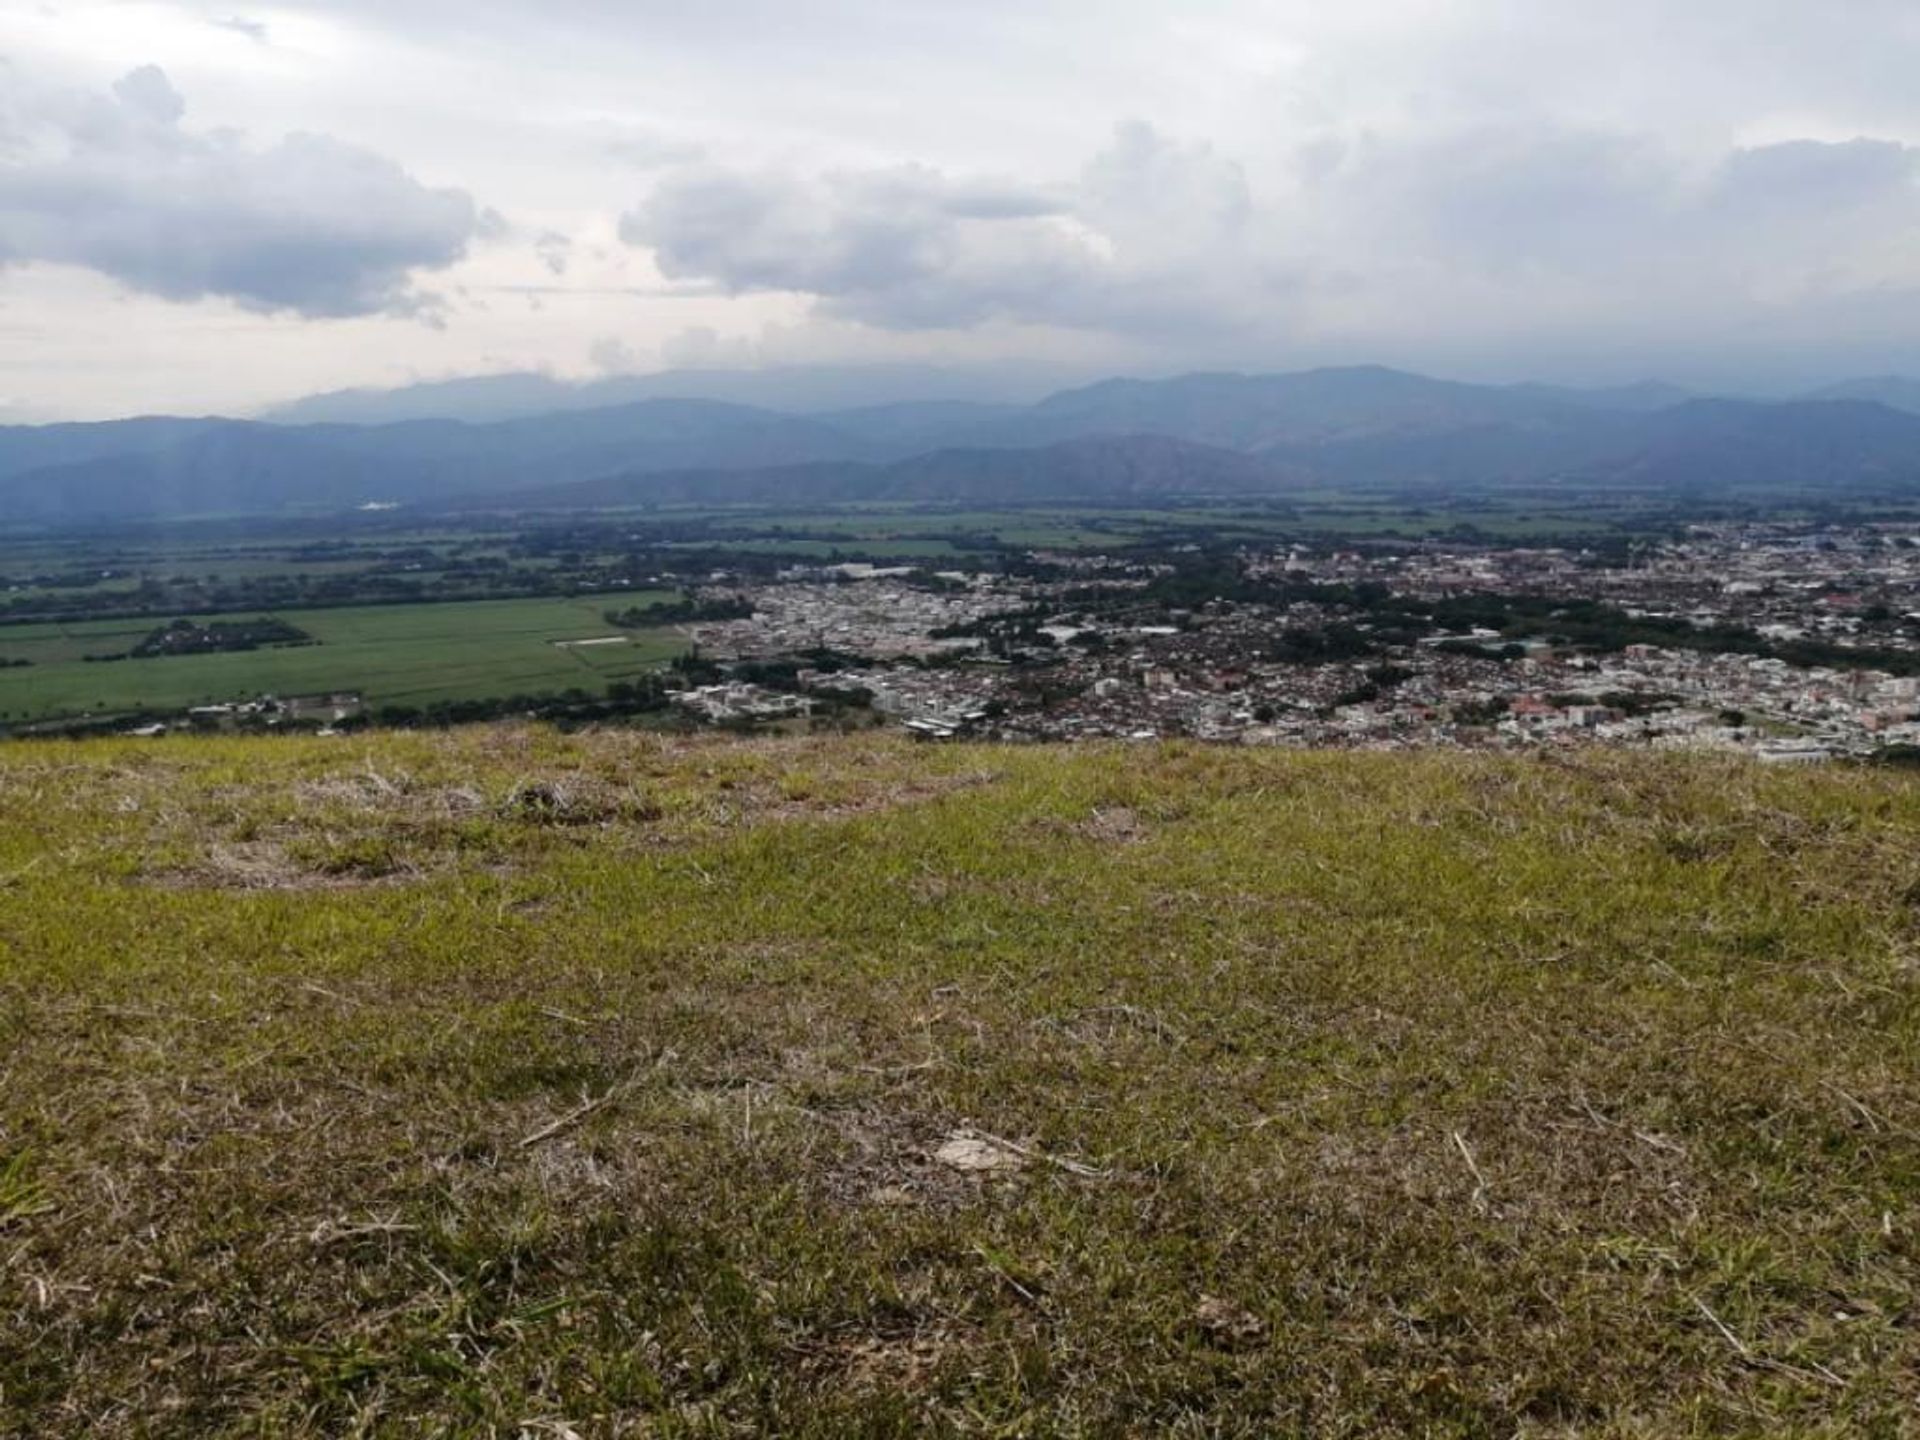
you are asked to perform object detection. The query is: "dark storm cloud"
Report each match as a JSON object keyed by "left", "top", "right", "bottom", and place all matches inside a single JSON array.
[{"left": 0, "top": 67, "right": 486, "bottom": 317}]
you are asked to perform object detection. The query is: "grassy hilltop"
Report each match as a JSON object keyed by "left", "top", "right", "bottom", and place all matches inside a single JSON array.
[{"left": 3, "top": 730, "right": 1919, "bottom": 1436}]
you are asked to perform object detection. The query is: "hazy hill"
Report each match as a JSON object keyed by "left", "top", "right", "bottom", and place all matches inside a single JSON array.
[
  {"left": 961, "top": 366, "right": 1593, "bottom": 451},
  {"left": 0, "top": 416, "right": 229, "bottom": 484},
  {"left": 1503, "top": 379, "right": 1697, "bottom": 411},
  {"left": 262, "top": 364, "right": 1070, "bottom": 425},
  {"left": 468, "top": 434, "right": 1287, "bottom": 509},
  {"left": 1590, "top": 398, "right": 1920, "bottom": 495},
  {"left": 0, "top": 400, "right": 876, "bottom": 523},
  {"left": 12, "top": 367, "right": 1920, "bottom": 522},
  {"left": 873, "top": 434, "right": 1285, "bottom": 500},
  {"left": 0, "top": 423, "right": 422, "bottom": 521},
  {"left": 807, "top": 399, "right": 1021, "bottom": 454},
  {"left": 4, "top": 728, "right": 1917, "bottom": 1433},
  {"left": 1266, "top": 396, "right": 1920, "bottom": 495},
  {"left": 1806, "top": 376, "right": 1920, "bottom": 415}
]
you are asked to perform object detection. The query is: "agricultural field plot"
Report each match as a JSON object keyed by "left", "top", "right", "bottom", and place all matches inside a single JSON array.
[
  {"left": 662, "top": 536, "right": 978, "bottom": 560},
  {"left": 1, "top": 733, "right": 1917, "bottom": 1434},
  {"left": 0, "top": 593, "right": 684, "bottom": 722},
  {"left": 0, "top": 528, "right": 525, "bottom": 587},
  {"left": 650, "top": 499, "right": 1650, "bottom": 551},
  {"left": 1282, "top": 495, "right": 1648, "bottom": 539},
  {"left": 645, "top": 505, "right": 1257, "bottom": 555}
]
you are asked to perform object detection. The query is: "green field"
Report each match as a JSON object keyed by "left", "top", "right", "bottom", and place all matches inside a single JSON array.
[
  {"left": 0, "top": 593, "right": 683, "bottom": 722},
  {"left": 635, "top": 498, "right": 1646, "bottom": 549},
  {"left": 3, "top": 731, "right": 1917, "bottom": 1434},
  {"left": 622, "top": 505, "right": 1169, "bottom": 552}
]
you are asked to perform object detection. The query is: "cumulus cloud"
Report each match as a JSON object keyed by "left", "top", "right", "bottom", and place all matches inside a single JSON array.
[
  {"left": 0, "top": 67, "right": 487, "bottom": 317},
  {"left": 624, "top": 164, "right": 1070, "bottom": 304},
  {"left": 658, "top": 324, "right": 760, "bottom": 369},
  {"left": 622, "top": 123, "right": 1271, "bottom": 336},
  {"left": 18, "top": 0, "right": 1920, "bottom": 416},
  {"left": 534, "top": 229, "right": 572, "bottom": 275},
  {"left": 618, "top": 114, "right": 1920, "bottom": 366},
  {"left": 588, "top": 334, "right": 640, "bottom": 373}
]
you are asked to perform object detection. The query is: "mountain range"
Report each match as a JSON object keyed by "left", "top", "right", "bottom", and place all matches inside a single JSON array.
[{"left": 8, "top": 366, "right": 1920, "bottom": 524}]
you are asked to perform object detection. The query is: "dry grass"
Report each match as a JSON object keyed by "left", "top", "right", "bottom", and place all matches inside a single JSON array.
[{"left": 2, "top": 728, "right": 1919, "bottom": 1435}]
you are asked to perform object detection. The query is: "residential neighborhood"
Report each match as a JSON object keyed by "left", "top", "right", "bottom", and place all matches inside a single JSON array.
[{"left": 672, "top": 523, "right": 1920, "bottom": 760}]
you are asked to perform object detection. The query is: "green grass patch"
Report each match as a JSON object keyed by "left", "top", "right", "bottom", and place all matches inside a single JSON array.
[{"left": 1, "top": 732, "right": 1918, "bottom": 1433}]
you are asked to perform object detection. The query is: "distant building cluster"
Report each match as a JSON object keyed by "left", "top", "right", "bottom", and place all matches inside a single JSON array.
[{"left": 669, "top": 523, "right": 1920, "bottom": 761}]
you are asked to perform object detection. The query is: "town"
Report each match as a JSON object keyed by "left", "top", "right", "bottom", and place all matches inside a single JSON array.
[{"left": 670, "top": 523, "right": 1920, "bottom": 762}]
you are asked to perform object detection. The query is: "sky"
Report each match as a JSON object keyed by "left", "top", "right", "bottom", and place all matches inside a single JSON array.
[{"left": 4, "top": 0, "right": 1920, "bottom": 420}]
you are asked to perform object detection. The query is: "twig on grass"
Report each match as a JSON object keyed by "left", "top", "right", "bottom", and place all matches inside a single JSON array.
[
  {"left": 518, "top": 1084, "right": 629, "bottom": 1149},
  {"left": 855, "top": 1056, "right": 939, "bottom": 1076},
  {"left": 310, "top": 1216, "right": 419, "bottom": 1247},
  {"left": 1450, "top": 1130, "right": 1490, "bottom": 1210},
  {"left": 1693, "top": 1295, "right": 1847, "bottom": 1388},
  {"left": 972, "top": 1244, "right": 1039, "bottom": 1304},
  {"left": 966, "top": 1128, "right": 1109, "bottom": 1180},
  {"left": 1693, "top": 1295, "right": 1751, "bottom": 1358},
  {"left": 0, "top": 855, "right": 45, "bottom": 889},
  {"left": 1819, "top": 1079, "right": 1886, "bottom": 1134}
]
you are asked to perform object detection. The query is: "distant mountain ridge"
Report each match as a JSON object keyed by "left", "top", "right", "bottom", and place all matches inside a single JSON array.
[
  {"left": 458, "top": 434, "right": 1291, "bottom": 510},
  {"left": 9, "top": 365, "right": 1920, "bottom": 524},
  {"left": 262, "top": 364, "right": 1070, "bottom": 425},
  {"left": 0, "top": 401, "right": 879, "bottom": 522},
  {"left": 1805, "top": 377, "right": 1920, "bottom": 416}
]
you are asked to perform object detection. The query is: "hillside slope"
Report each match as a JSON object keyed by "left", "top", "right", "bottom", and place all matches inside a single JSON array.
[
  {"left": 490, "top": 434, "right": 1291, "bottom": 509},
  {"left": 3, "top": 730, "right": 1919, "bottom": 1435}
]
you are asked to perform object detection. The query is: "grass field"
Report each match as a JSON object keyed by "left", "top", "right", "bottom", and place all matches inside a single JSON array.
[
  {"left": 2, "top": 730, "right": 1918, "bottom": 1434},
  {"left": 0, "top": 594, "right": 684, "bottom": 722}
]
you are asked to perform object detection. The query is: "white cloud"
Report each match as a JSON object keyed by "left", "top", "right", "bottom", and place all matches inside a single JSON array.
[
  {"left": 0, "top": 66, "right": 487, "bottom": 318},
  {"left": 622, "top": 124, "right": 1277, "bottom": 337},
  {"left": 10, "top": 1, "right": 1920, "bottom": 415},
  {"left": 618, "top": 111, "right": 1920, "bottom": 379}
]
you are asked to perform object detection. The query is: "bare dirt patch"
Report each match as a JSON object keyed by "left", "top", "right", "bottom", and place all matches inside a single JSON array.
[{"left": 1078, "top": 805, "right": 1146, "bottom": 843}]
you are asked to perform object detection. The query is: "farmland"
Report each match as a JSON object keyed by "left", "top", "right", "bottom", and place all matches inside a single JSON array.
[{"left": 0, "top": 594, "right": 683, "bottom": 723}]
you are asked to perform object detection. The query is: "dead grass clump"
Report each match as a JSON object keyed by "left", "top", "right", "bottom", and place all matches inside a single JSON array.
[
  {"left": 146, "top": 838, "right": 416, "bottom": 891},
  {"left": 1193, "top": 1294, "right": 1268, "bottom": 1349},
  {"left": 802, "top": 1326, "right": 969, "bottom": 1396},
  {"left": 496, "top": 778, "right": 662, "bottom": 827},
  {"left": 757, "top": 767, "right": 1006, "bottom": 825},
  {"left": 294, "top": 768, "right": 660, "bottom": 830},
  {"left": 1078, "top": 805, "right": 1146, "bottom": 843},
  {"left": 803, "top": 1108, "right": 1014, "bottom": 1213}
]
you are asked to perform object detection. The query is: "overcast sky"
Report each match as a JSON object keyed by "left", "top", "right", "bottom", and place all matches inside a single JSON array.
[{"left": 5, "top": 0, "right": 1920, "bottom": 420}]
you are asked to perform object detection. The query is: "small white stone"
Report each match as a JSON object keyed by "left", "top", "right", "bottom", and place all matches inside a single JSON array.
[{"left": 934, "top": 1132, "right": 1023, "bottom": 1173}]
